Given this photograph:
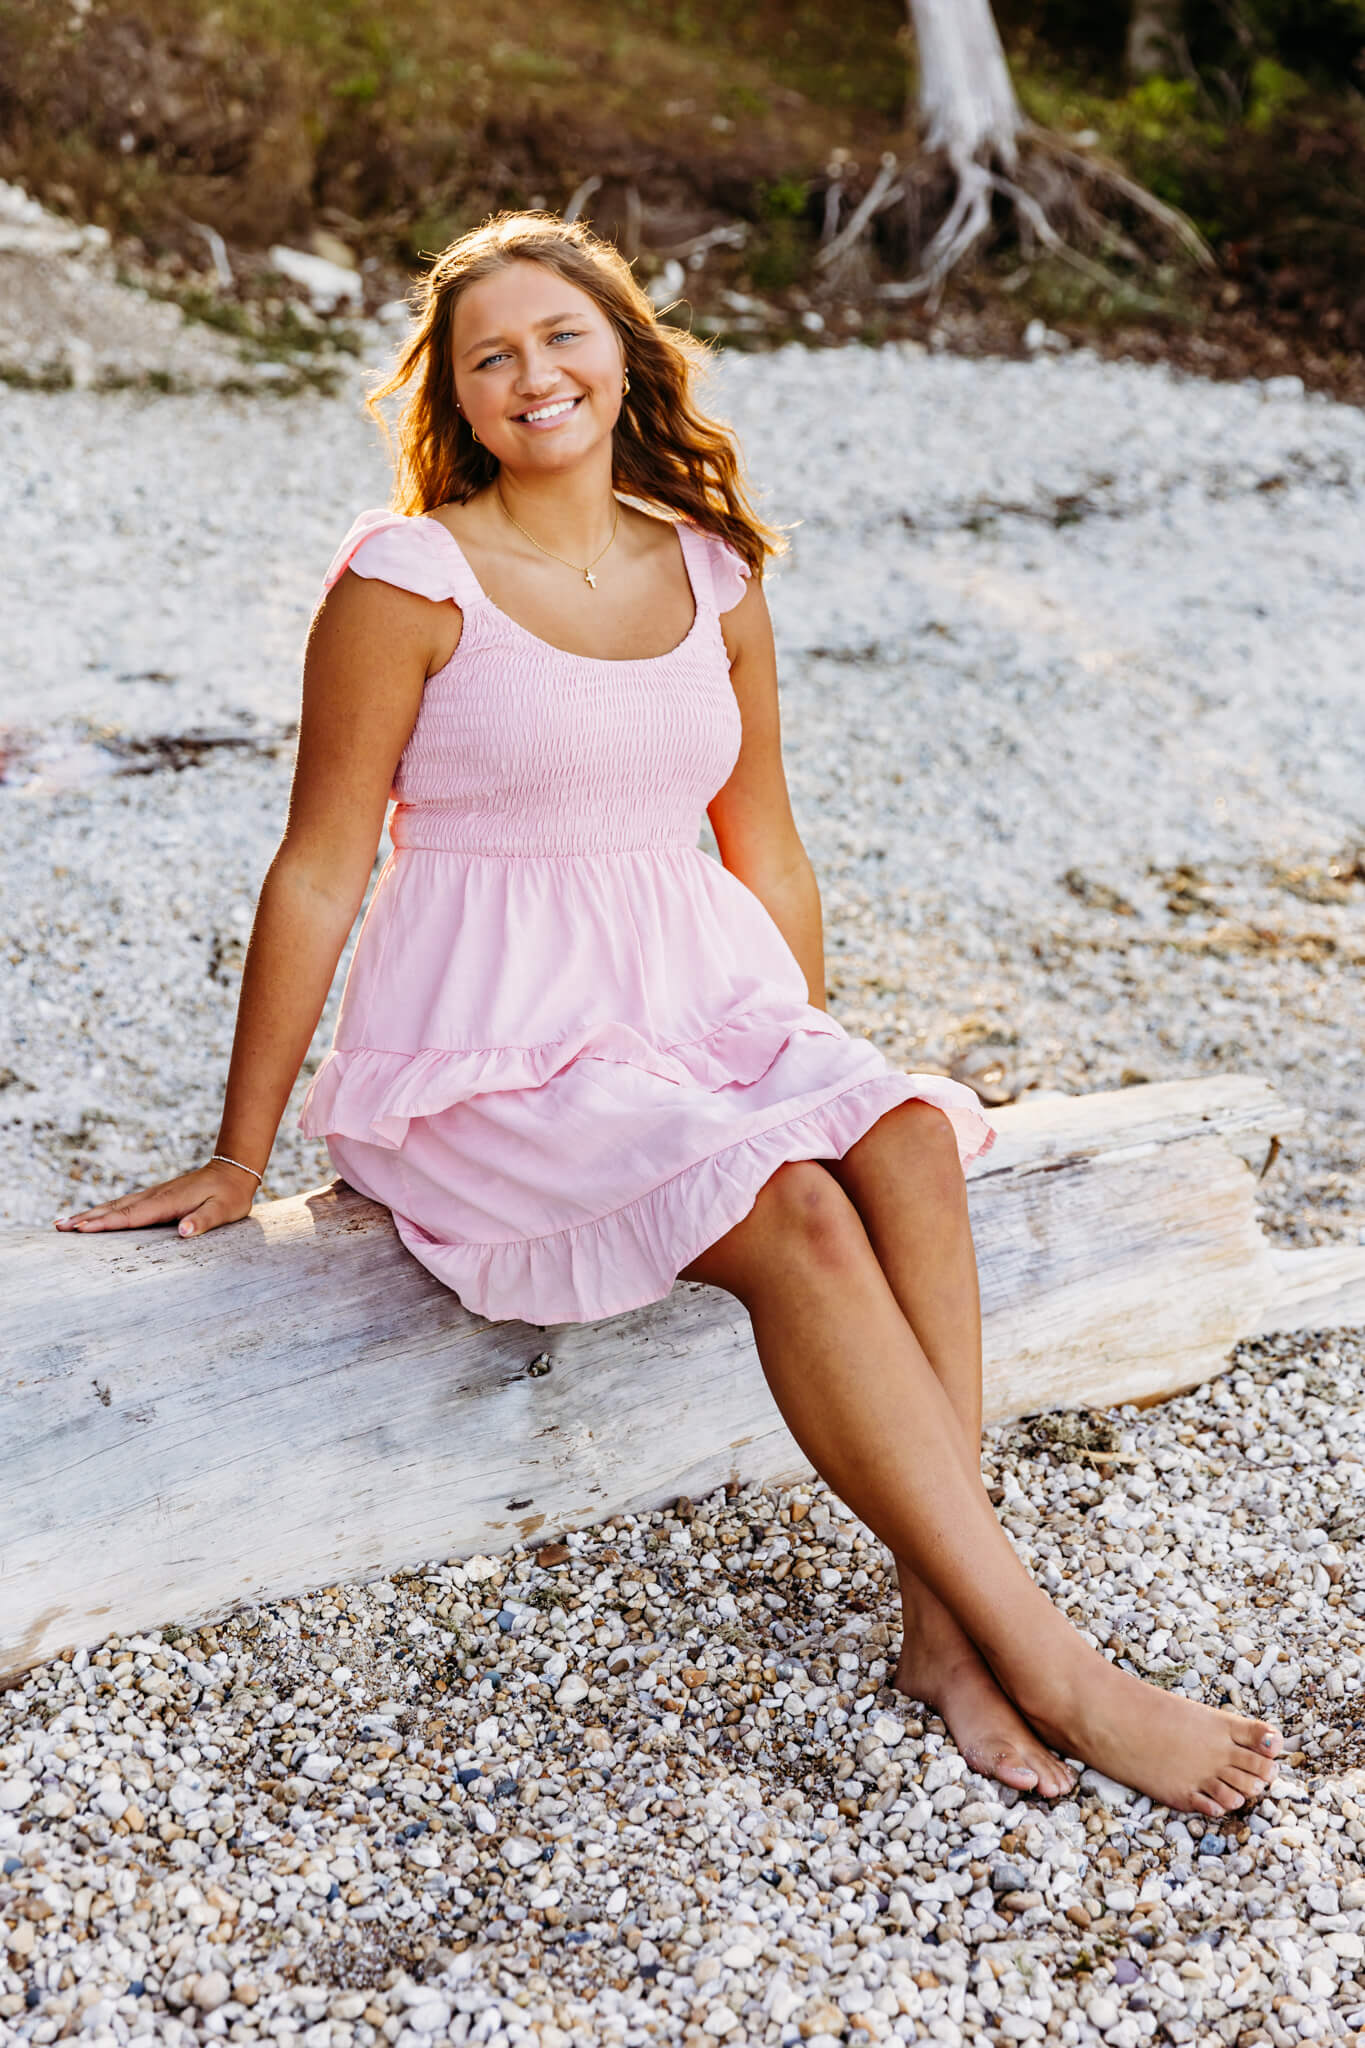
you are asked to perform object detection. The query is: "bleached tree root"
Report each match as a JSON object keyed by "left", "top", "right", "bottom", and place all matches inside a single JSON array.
[{"left": 871, "top": 127, "right": 1214, "bottom": 306}]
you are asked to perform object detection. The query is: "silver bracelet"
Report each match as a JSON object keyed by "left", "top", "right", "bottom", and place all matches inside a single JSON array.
[{"left": 211, "top": 1152, "right": 264, "bottom": 1186}]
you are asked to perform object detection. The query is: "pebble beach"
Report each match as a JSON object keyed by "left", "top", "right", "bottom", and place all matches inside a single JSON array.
[{"left": 3, "top": 232, "right": 1365, "bottom": 2045}]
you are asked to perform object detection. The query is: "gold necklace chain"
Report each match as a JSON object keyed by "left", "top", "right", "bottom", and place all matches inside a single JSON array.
[{"left": 496, "top": 485, "right": 620, "bottom": 589}]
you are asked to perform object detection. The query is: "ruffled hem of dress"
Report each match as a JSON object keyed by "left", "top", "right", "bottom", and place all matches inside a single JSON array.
[
  {"left": 298, "top": 1004, "right": 852, "bottom": 1149},
  {"left": 389, "top": 1069, "right": 997, "bottom": 1326}
]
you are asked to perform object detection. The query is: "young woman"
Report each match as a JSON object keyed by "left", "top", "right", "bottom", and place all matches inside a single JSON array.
[{"left": 56, "top": 213, "right": 1281, "bottom": 1815}]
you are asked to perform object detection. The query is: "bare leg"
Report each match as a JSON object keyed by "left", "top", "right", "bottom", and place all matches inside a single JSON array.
[
  {"left": 680, "top": 1159, "right": 1282, "bottom": 1817},
  {"left": 824, "top": 1101, "right": 1074, "bottom": 1795}
]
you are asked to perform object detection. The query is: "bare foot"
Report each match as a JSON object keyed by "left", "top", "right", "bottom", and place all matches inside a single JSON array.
[
  {"left": 1017, "top": 1641, "right": 1282, "bottom": 1818},
  {"left": 896, "top": 1594, "right": 1077, "bottom": 1799}
]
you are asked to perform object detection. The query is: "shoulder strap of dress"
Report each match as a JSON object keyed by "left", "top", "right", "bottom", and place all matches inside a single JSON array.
[
  {"left": 321, "top": 509, "right": 487, "bottom": 611},
  {"left": 676, "top": 521, "right": 752, "bottom": 617}
]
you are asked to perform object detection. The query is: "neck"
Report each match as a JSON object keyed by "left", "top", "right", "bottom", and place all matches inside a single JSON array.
[{"left": 495, "top": 450, "right": 618, "bottom": 556}]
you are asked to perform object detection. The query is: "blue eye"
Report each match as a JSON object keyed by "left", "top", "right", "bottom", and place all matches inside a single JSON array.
[
  {"left": 551, "top": 330, "right": 580, "bottom": 342},
  {"left": 476, "top": 351, "right": 508, "bottom": 370}
]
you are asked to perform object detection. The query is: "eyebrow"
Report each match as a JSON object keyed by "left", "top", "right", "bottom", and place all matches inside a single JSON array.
[{"left": 462, "top": 312, "right": 586, "bottom": 357}]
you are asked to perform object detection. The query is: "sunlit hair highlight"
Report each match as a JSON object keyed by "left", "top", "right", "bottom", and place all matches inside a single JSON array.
[{"left": 366, "top": 211, "right": 783, "bottom": 576}]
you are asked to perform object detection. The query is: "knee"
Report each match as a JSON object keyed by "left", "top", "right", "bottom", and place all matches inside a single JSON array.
[
  {"left": 887, "top": 1099, "right": 967, "bottom": 1197},
  {"left": 753, "top": 1159, "right": 870, "bottom": 1275}
]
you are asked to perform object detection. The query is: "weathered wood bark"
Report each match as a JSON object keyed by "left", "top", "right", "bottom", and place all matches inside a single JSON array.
[
  {"left": 907, "top": 0, "right": 1021, "bottom": 172},
  {"left": 1253, "top": 1245, "right": 1365, "bottom": 1338},
  {"left": 3, "top": 1074, "right": 1360, "bottom": 1681}
]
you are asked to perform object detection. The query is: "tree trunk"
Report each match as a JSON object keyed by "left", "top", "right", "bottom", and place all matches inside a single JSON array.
[
  {"left": 6, "top": 1075, "right": 1362, "bottom": 1682},
  {"left": 889, "top": 0, "right": 1211, "bottom": 297},
  {"left": 896, "top": 0, "right": 1024, "bottom": 292},
  {"left": 906, "top": 0, "right": 1022, "bottom": 172}
]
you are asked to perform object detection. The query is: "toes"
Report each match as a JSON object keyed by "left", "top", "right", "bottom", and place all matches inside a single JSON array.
[
  {"left": 1029, "top": 1750, "right": 1077, "bottom": 1798},
  {"left": 997, "top": 1749, "right": 1076, "bottom": 1799},
  {"left": 964, "top": 1743, "right": 1038, "bottom": 1791},
  {"left": 1190, "top": 1791, "right": 1225, "bottom": 1819},
  {"left": 1218, "top": 1765, "right": 1271, "bottom": 1803},
  {"left": 1028, "top": 1758, "right": 1072, "bottom": 1798},
  {"left": 1234, "top": 1719, "right": 1282, "bottom": 1759}
]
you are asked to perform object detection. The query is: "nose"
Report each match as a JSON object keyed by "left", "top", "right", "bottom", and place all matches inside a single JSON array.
[{"left": 512, "top": 345, "right": 561, "bottom": 398}]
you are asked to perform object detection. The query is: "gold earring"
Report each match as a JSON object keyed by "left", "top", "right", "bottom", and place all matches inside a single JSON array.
[{"left": 621, "top": 369, "right": 631, "bottom": 395}]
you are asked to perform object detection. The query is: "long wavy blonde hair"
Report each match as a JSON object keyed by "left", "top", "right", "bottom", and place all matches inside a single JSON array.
[{"left": 366, "top": 211, "right": 783, "bottom": 576}]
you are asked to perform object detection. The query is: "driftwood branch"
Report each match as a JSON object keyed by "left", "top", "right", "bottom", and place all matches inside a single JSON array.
[
  {"left": 3, "top": 1075, "right": 1360, "bottom": 1681},
  {"left": 1026, "top": 129, "right": 1216, "bottom": 270},
  {"left": 815, "top": 155, "right": 904, "bottom": 274}
]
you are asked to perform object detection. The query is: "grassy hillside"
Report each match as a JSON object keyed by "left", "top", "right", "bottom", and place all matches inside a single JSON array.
[{"left": 1, "top": 0, "right": 1362, "bottom": 395}]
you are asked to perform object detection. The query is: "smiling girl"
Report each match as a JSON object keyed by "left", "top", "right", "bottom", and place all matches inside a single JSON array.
[{"left": 56, "top": 212, "right": 1282, "bottom": 1815}]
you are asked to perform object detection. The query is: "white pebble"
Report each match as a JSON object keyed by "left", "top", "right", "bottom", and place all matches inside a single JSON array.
[
  {"left": 501, "top": 1836, "right": 540, "bottom": 1869},
  {"left": 191, "top": 1971, "right": 231, "bottom": 2012}
]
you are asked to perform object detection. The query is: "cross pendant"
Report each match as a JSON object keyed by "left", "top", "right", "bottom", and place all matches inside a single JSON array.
[{"left": 584, "top": 569, "right": 597, "bottom": 589}]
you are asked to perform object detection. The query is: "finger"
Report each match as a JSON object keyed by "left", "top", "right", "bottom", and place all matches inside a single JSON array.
[
  {"left": 55, "top": 1204, "right": 116, "bottom": 1229},
  {"left": 55, "top": 1200, "right": 129, "bottom": 1229},
  {"left": 67, "top": 1188, "right": 187, "bottom": 1233}
]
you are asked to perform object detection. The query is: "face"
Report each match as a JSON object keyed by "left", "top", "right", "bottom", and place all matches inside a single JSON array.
[{"left": 451, "top": 258, "right": 625, "bottom": 473}]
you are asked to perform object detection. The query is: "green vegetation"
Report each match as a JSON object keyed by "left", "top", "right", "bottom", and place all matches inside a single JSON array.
[{"left": 0, "top": 0, "right": 1360, "bottom": 374}]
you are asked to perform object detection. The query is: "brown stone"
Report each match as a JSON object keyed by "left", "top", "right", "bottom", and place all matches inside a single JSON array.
[{"left": 535, "top": 1544, "right": 572, "bottom": 1567}]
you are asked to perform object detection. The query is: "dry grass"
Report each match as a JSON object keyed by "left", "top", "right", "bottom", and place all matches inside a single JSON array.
[
  {"left": 2, "top": 0, "right": 1363, "bottom": 398},
  {"left": 0, "top": 0, "right": 905, "bottom": 260}
]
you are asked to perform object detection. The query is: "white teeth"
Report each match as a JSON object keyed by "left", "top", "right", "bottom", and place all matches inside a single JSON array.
[{"left": 520, "top": 397, "right": 577, "bottom": 423}]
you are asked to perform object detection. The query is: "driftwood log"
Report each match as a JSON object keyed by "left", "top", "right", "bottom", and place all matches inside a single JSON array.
[{"left": 3, "top": 1073, "right": 1362, "bottom": 1682}]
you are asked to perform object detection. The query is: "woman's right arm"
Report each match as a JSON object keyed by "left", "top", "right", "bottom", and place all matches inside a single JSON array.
[{"left": 55, "top": 567, "right": 457, "bottom": 1237}]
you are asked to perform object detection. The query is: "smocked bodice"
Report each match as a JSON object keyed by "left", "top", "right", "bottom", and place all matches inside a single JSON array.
[{"left": 322, "top": 509, "right": 748, "bottom": 857}]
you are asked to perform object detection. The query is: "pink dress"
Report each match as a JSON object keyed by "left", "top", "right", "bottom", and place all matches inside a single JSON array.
[{"left": 298, "top": 508, "right": 997, "bottom": 1326}]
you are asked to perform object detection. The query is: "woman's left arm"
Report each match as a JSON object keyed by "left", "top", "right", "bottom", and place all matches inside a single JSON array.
[{"left": 707, "top": 574, "right": 828, "bottom": 1013}]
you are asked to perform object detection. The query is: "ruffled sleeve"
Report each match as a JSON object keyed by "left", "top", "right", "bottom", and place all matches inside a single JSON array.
[
  {"left": 707, "top": 534, "right": 752, "bottom": 615},
  {"left": 321, "top": 510, "right": 483, "bottom": 608},
  {"left": 677, "top": 524, "right": 753, "bottom": 617}
]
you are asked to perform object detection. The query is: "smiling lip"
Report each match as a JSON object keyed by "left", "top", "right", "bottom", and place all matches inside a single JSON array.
[{"left": 513, "top": 394, "right": 584, "bottom": 427}]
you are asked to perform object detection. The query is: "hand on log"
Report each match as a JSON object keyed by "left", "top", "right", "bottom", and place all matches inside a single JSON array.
[{"left": 54, "top": 1158, "right": 259, "bottom": 1238}]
